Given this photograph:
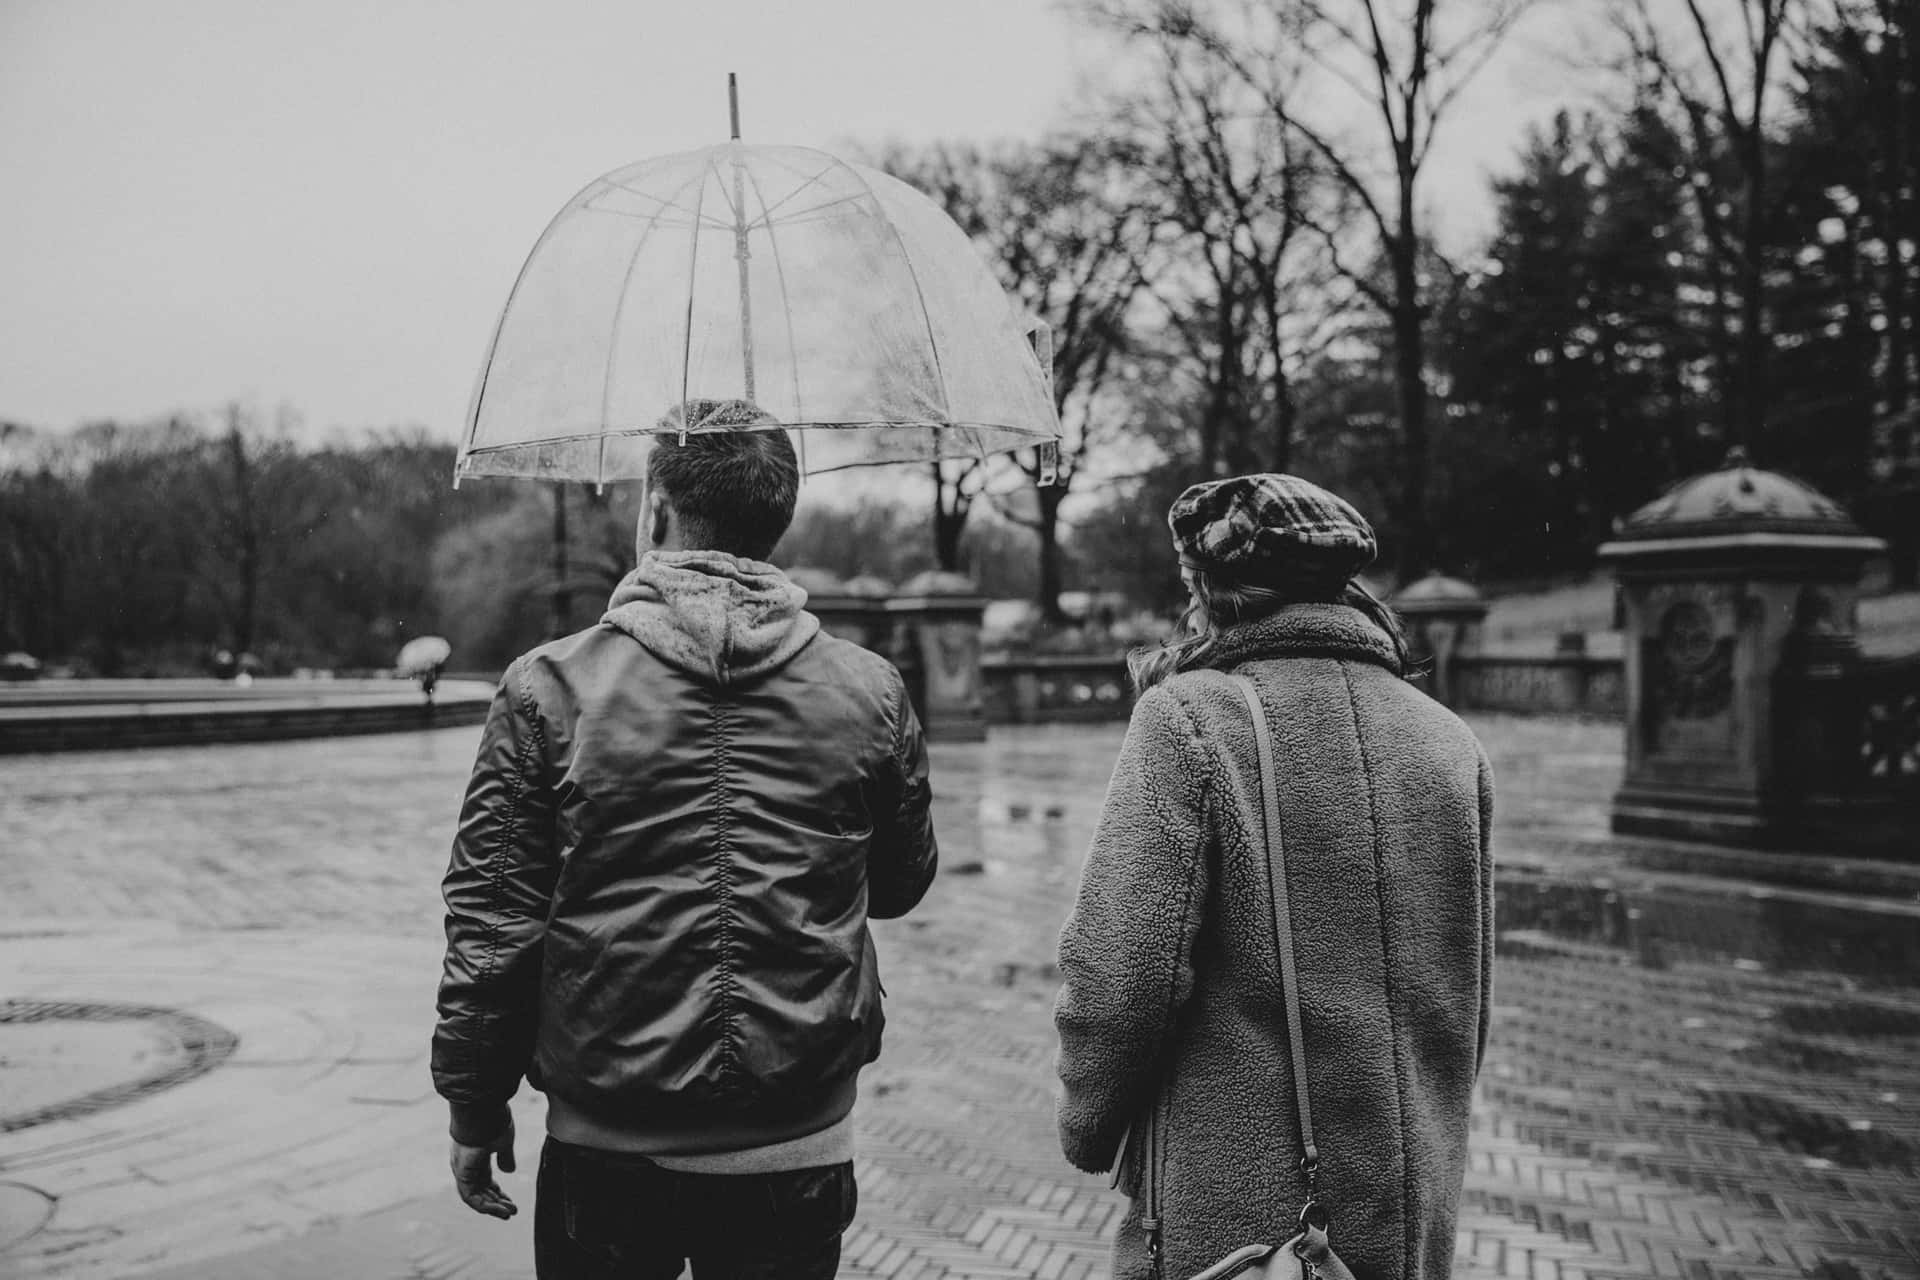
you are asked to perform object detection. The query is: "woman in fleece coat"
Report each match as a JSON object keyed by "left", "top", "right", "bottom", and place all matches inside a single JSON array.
[{"left": 1054, "top": 474, "right": 1493, "bottom": 1280}]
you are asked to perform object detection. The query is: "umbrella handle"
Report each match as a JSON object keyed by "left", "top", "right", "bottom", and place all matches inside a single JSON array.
[
  {"left": 1038, "top": 441, "right": 1060, "bottom": 487},
  {"left": 1028, "top": 319, "right": 1059, "bottom": 487}
]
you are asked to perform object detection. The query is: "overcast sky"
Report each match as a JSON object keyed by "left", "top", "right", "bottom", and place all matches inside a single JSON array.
[{"left": 1, "top": 0, "right": 1574, "bottom": 441}]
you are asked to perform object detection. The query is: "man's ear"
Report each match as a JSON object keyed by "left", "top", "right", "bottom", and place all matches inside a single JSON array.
[{"left": 647, "top": 489, "right": 672, "bottom": 549}]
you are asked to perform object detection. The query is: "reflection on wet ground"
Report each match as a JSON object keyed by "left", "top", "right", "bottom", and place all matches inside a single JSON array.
[
  {"left": 1497, "top": 873, "right": 1920, "bottom": 986},
  {"left": 1482, "top": 876, "right": 1919, "bottom": 1274},
  {"left": 966, "top": 717, "right": 1920, "bottom": 1280},
  {"left": 1, "top": 713, "right": 1916, "bottom": 1279},
  {"left": 1475, "top": 920, "right": 1920, "bottom": 1277}
]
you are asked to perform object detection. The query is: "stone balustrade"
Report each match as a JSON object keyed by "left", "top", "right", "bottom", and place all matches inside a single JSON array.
[
  {"left": 1451, "top": 653, "right": 1626, "bottom": 718},
  {"left": 0, "top": 679, "right": 494, "bottom": 754},
  {"left": 979, "top": 654, "right": 1133, "bottom": 724}
]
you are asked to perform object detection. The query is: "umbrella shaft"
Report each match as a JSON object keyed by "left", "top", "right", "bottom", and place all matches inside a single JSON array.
[{"left": 732, "top": 164, "right": 755, "bottom": 400}]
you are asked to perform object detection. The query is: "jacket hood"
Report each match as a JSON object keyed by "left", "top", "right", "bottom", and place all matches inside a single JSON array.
[
  {"left": 602, "top": 551, "right": 820, "bottom": 685},
  {"left": 1200, "top": 601, "right": 1403, "bottom": 676}
]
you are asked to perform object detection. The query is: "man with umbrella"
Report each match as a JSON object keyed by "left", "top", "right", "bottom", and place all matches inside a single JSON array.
[
  {"left": 432, "top": 402, "right": 939, "bottom": 1277},
  {"left": 433, "top": 112, "right": 1058, "bottom": 1273}
]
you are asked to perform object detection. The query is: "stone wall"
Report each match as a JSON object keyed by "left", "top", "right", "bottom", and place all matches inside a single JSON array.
[
  {"left": 1453, "top": 654, "right": 1626, "bottom": 718},
  {"left": 0, "top": 679, "right": 493, "bottom": 753},
  {"left": 980, "top": 655, "right": 1132, "bottom": 724},
  {"left": 977, "top": 652, "right": 1627, "bottom": 723}
]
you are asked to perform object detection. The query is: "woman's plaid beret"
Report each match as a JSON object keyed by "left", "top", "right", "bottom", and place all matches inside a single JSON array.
[{"left": 1168, "top": 473, "right": 1377, "bottom": 587}]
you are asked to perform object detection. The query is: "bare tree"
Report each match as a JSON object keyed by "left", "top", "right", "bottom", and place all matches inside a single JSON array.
[
  {"left": 876, "top": 135, "right": 1159, "bottom": 617},
  {"left": 197, "top": 403, "right": 331, "bottom": 659},
  {"left": 550, "top": 483, "right": 571, "bottom": 638},
  {"left": 928, "top": 459, "right": 988, "bottom": 573},
  {"left": 0, "top": 426, "right": 76, "bottom": 659},
  {"left": 1097, "top": 0, "right": 1535, "bottom": 577},
  {"left": 549, "top": 482, "right": 634, "bottom": 638},
  {"left": 1117, "top": 31, "right": 1362, "bottom": 477}
]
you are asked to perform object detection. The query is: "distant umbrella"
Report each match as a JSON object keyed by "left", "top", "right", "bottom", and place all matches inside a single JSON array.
[{"left": 396, "top": 636, "right": 452, "bottom": 675}]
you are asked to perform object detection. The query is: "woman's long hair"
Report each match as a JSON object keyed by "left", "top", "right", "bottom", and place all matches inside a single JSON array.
[{"left": 1127, "top": 570, "right": 1414, "bottom": 693}]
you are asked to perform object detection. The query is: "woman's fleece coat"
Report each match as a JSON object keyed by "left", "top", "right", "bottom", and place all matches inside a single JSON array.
[{"left": 1054, "top": 603, "right": 1494, "bottom": 1280}]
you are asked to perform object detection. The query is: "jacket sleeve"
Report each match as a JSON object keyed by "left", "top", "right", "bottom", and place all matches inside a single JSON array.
[
  {"left": 1474, "top": 746, "right": 1496, "bottom": 1078},
  {"left": 1053, "top": 684, "right": 1213, "bottom": 1174},
  {"left": 866, "top": 668, "right": 938, "bottom": 920},
  {"left": 431, "top": 658, "right": 561, "bottom": 1145}
]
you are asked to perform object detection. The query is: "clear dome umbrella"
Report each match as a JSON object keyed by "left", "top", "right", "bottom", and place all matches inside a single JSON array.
[{"left": 457, "top": 83, "right": 1060, "bottom": 486}]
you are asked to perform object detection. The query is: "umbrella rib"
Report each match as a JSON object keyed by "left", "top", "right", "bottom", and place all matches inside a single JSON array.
[
  {"left": 460, "top": 420, "right": 1046, "bottom": 452},
  {"left": 598, "top": 166, "right": 709, "bottom": 486},
  {"left": 584, "top": 193, "right": 736, "bottom": 233},
  {"left": 740, "top": 162, "right": 837, "bottom": 225},
  {"left": 603, "top": 175, "right": 740, "bottom": 231},
  {"left": 705, "top": 152, "right": 742, "bottom": 225},
  {"left": 678, "top": 161, "right": 716, "bottom": 432},
  {"left": 742, "top": 190, "right": 874, "bottom": 234},
  {"left": 839, "top": 166, "right": 952, "bottom": 425}
]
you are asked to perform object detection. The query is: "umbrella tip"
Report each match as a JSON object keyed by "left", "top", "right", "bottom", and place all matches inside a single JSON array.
[{"left": 728, "top": 72, "right": 741, "bottom": 142}]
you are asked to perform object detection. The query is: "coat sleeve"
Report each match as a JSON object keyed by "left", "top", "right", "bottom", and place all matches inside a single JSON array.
[
  {"left": 866, "top": 667, "right": 938, "bottom": 921},
  {"left": 431, "top": 658, "right": 561, "bottom": 1145},
  {"left": 1053, "top": 684, "right": 1213, "bottom": 1174},
  {"left": 1474, "top": 746, "right": 1496, "bottom": 1077}
]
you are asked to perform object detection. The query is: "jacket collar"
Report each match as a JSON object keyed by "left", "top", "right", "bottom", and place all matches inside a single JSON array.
[
  {"left": 601, "top": 551, "right": 821, "bottom": 686},
  {"left": 1199, "top": 601, "right": 1403, "bottom": 676}
]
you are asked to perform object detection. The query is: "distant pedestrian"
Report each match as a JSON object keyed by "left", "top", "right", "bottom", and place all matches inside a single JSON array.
[
  {"left": 1053, "top": 474, "right": 1493, "bottom": 1280},
  {"left": 433, "top": 403, "right": 939, "bottom": 1279}
]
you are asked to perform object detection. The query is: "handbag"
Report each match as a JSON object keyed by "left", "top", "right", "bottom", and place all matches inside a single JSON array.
[{"left": 1145, "top": 673, "right": 1359, "bottom": 1280}]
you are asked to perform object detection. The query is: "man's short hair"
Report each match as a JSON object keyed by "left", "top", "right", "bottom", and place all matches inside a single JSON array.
[{"left": 647, "top": 400, "right": 800, "bottom": 561}]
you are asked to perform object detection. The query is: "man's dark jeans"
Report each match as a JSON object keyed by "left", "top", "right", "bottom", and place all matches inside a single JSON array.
[{"left": 535, "top": 1138, "right": 857, "bottom": 1279}]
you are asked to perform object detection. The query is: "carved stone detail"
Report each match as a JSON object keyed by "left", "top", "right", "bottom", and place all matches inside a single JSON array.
[{"left": 1642, "top": 598, "right": 1735, "bottom": 755}]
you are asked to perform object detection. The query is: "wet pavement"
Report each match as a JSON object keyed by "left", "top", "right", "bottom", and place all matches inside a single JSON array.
[{"left": 0, "top": 715, "right": 1916, "bottom": 1280}]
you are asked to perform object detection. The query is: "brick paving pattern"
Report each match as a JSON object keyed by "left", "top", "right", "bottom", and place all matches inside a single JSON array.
[{"left": 0, "top": 717, "right": 1915, "bottom": 1279}]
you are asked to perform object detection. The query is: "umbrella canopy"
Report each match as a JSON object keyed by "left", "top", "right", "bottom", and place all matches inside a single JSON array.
[
  {"left": 457, "top": 143, "right": 1059, "bottom": 485},
  {"left": 395, "top": 635, "right": 452, "bottom": 674}
]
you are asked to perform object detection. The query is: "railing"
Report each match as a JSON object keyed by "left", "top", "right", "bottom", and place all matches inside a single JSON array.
[
  {"left": 1450, "top": 654, "right": 1626, "bottom": 718},
  {"left": 980, "top": 654, "right": 1133, "bottom": 724},
  {"left": 0, "top": 678, "right": 495, "bottom": 753},
  {"left": 1858, "top": 652, "right": 1920, "bottom": 790},
  {"left": 1770, "top": 644, "right": 1920, "bottom": 859},
  {"left": 976, "top": 651, "right": 1631, "bottom": 725}
]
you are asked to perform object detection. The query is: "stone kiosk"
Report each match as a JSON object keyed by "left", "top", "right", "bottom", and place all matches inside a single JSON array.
[
  {"left": 786, "top": 568, "right": 892, "bottom": 652},
  {"left": 1597, "top": 450, "right": 1889, "bottom": 851},
  {"left": 887, "top": 571, "right": 990, "bottom": 743},
  {"left": 784, "top": 567, "right": 990, "bottom": 741},
  {"left": 1392, "top": 572, "right": 1488, "bottom": 710}
]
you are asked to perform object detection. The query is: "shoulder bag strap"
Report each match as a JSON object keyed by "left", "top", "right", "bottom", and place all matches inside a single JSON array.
[
  {"left": 1227, "top": 672, "right": 1321, "bottom": 1197},
  {"left": 1135, "top": 674, "right": 1323, "bottom": 1262}
]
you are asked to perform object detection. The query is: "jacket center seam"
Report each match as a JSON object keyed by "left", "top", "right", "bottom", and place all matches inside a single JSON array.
[
  {"left": 709, "top": 692, "right": 743, "bottom": 1087},
  {"left": 1340, "top": 659, "right": 1414, "bottom": 1277}
]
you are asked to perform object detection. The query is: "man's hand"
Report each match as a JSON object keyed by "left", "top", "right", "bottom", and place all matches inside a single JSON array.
[{"left": 449, "top": 1114, "right": 518, "bottom": 1219}]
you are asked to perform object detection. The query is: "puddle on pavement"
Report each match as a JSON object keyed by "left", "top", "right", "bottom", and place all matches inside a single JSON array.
[
  {"left": 1692, "top": 1087, "right": 1918, "bottom": 1172},
  {"left": 1774, "top": 998, "right": 1920, "bottom": 1038},
  {"left": 0, "top": 1001, "right": 238, "bottom": 1133},
  {"left": 0, "top": 1182, "right": 53, "bottom": 1252},
  {"left": 1732, "top": 1034, "right": 1871, "bottom": 1077},
  {"left": 1496, "top": 871, "right": 1920, "bottom": 991}
]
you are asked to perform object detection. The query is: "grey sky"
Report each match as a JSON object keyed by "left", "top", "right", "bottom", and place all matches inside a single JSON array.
[{"left": 0, "top": 0, "right": 1573, "bottom": 441}]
